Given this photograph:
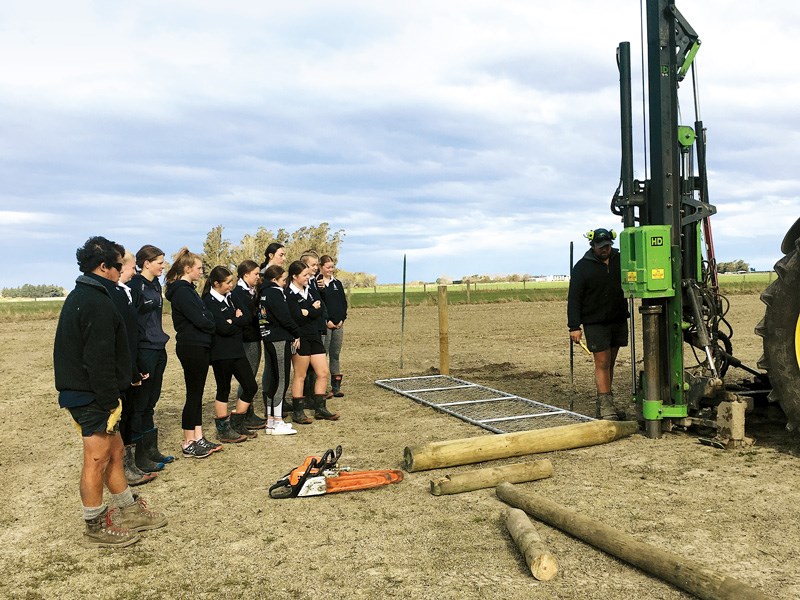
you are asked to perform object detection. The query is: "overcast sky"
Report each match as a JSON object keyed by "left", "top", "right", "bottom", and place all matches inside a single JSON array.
[{"left": 1, "top": 0, "right": 798, "bottom": 289}]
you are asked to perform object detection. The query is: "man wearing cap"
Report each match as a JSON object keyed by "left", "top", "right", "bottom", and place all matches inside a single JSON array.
[{"left": 567, "top": 228, "right": 629, "bottom": 420}]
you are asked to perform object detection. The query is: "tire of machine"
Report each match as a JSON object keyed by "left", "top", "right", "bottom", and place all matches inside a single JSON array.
[{"left": 756, "top": 223, "right": 800, "bottom": 432}]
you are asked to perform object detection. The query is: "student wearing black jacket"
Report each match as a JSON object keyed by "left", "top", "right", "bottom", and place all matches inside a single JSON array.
[
  {"left": 318, "top": 255, "right": 348, "bottom": 397},
  {"left": 259, "top": 265, "right": 300, "bottom": 432},
  {"left": 231, "top": 259, "right": 267, "bottom": 429},
  {"left": 128, "top": 245, "right": 173, "bottom": 472},
  {"left": 165, "top": 248, "right": 218, "bottom": 459},
  {"left": 201, "top": 266, "right": 260, "bottom": 444},
  {"left": 55, "top": 236, "right": 166, "bottom": 548},
  {"left": 285, "top": 260, "right": 339, "bottom": 421},
  {"left": 567, "top": 228, "right": 629, "bottom": 420}
]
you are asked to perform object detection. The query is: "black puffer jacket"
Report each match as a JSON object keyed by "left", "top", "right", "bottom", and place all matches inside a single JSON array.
[
  {"left": 54, "top": 274, "right": 131, "bottom": 409},
  {"left": 165, "top": 279, "right": 215, "bottom": 347},
  {"left": 567, "top": 248, "right": 628, "bottom": 331}
]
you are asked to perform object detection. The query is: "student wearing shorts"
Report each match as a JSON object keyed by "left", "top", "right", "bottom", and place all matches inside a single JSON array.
[
  {"left": 567, "top": 228, "right": 630, "bottom": 420},
  {"left": 54, "top": 236, "right": 166, "bottom": 548}
]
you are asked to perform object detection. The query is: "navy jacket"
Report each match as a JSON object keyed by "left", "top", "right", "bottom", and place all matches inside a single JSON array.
[
  {"left": 129, "top": 273, "right": 170, "bottom": 350},
  {"left": 203, "top": 292, "right": 248, "bottom": 361},
  {"left": 567, "top": 248, "right": 629, "bottom": 331},
  {"left": 231, "top": 283, "right": 260, "bottom": 343},
  {"left": 54, "top": 274, "right": 131, "bottom": 409},
  {"left": 165, "top": 279, "right": 215, "bottom": 347},
  {"left": 286, "top": 285, "right": 324, "bottom": 340},
  {"left": 319, "top": 277, "right": 347, "bottom": 324},
  {"left": 258, "top": 282, "right": 300, "bottom": 342}
]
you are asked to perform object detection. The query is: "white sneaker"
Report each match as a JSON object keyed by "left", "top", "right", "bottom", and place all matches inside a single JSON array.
[{"left": 272, "top": 421, "right": 297, "bottom": 436}]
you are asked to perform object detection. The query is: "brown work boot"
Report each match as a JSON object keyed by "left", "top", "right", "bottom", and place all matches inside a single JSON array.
[
  {"left": 596, "top": 393, "right": 620, "bottom": 421},
  {"left": 83, "top": 508, "right": 140, "bottom": 548},
  {"left": 115, "top": 494, "right": 168, "bottom": 532}
]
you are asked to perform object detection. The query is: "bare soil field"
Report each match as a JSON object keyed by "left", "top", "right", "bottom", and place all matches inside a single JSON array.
[{"left": 1, "top": 294, "right": 798, "bottom": 599}]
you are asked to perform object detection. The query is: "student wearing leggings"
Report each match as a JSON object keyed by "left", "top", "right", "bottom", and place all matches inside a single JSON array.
[
  {"left": 231, "top": 259, "right": 267, "bottom": 430},
  {"left": 285, "top": 260, "right": 339, "bottom": 421},
  {"left": 258, "top": 242, "right": 287, "bottom": 413},
  {"left": 201, "top": 266, "right": 260, "bottom": 443},
  {"left": 318, "top": 255, "right": 347, "bottom": 398},
  {"left": 258, "top": 265, "right": 300, "bottom": 432},
  {"left": 165, "top": 248, "right": 219, "bottom": 459}
]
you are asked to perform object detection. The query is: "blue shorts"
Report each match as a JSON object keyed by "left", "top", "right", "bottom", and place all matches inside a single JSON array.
[
  {"left": 584, "top": 321, "right": 629, "bottom": 353},
  {"left": 66, "top": 399, "right": 123, "bottom": 437}
]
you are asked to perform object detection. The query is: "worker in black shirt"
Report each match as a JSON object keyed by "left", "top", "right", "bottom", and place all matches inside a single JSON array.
[{"left": 567, "top": 228, "right": 629, "bottom": 420}]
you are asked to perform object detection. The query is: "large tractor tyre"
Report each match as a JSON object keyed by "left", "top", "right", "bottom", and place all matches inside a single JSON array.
[{"left": 756, "top": 217, "right": 800, "bottom": 431}]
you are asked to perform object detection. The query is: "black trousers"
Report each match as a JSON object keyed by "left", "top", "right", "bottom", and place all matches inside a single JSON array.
[
  {"left": 212, "top": 356, "right": 258, "bottom": 404},
  {"left": 176, "top": 344, "right": 210, "bottom": 430},
  {"left": 130, "top": 347, "right": 168, "bottom": 438}
]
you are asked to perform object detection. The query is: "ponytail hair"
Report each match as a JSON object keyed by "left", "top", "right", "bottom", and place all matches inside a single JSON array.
[
  {"left": 201, "top": 266, "right": 232, "bottom": 297},
  {"left": 135, "top": 244, "right": 165, "bottom": 270},
  {"left": 165, "top": 247, "right": 202, "bottom": 283},
  {"left": 237, "top": 259, "right": 260, "bottom": 280},
  {"left": 260, "top": 242, "right": 285, "bottom": 270},
  {"left": 287, "top": 260, "right": 307, "bottom": 287},
  {"left": 264, "top": 264, "right": 285, "bottom": 283}
]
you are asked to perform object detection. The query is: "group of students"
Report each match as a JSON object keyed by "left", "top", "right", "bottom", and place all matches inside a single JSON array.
[{"left": 162, "top": 242, "right": 348, "bottom": 462}]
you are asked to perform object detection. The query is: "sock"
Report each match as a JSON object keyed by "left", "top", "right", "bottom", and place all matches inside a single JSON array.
[
  {"left": 111, "top": 487, "right": 135, "bottom": 509},
  {"left": 83, "top": 504, "right": 107, "bottom": 522}
]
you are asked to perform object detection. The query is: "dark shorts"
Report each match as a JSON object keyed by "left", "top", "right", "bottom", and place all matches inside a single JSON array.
[
  {"left": 584, "top": 321, "right": 629, "bottom": 353},
  {"left": 66, "top": 399, "right": 123, "bottom": 437},
  {"left": 297, "top": 338, "right": 325, "bottom": 357}
]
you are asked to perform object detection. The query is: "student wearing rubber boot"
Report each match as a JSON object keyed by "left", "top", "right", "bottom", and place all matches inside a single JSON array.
[
  {"left": 318, "top": 255, "right": 347, "bottom": 398},
  {"left": 54, "top": 236, "right": 167, "bottom": 548},
  {"left": 567, "top": 228, "right": 629, "bottom": 420}
]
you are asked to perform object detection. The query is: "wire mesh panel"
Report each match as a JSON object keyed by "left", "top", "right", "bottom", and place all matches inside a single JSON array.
[{"left": 375, "top": 375, "right": 593, "bottom": 434}]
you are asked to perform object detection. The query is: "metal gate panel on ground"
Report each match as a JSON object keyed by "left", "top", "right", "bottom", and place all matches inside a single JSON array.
[{"left": 375, "top": 375, "right": 593, "bottom": 434}]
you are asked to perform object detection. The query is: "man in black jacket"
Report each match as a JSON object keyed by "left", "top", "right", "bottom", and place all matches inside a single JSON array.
[
  {"left": 54, "top": 236, "right": 166, "bottom": 548},
  {"left": 567, "top": 228, "right": 629, "bottom": 420}
]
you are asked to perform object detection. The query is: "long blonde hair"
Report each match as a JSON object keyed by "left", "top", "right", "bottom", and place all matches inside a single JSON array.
[{"left": 165, "top": 247, "right": 202, "bottom": 283}]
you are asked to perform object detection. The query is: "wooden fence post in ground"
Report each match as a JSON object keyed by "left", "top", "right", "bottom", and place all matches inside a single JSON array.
[
  {"left": 496, "top": 483, "right": 770, "bottom": 600},
  {"left": 438, "top": 285, "right": 449, "bottom": 375}
]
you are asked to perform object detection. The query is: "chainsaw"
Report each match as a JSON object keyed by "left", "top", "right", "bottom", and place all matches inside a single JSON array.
[{"left": 268, "top": 445, "right": 404, "bottom": 499}]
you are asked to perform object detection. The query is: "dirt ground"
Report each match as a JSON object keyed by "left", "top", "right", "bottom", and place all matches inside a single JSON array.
[{"left": 1, "top": 294, "right": 798, "bottom": 599}]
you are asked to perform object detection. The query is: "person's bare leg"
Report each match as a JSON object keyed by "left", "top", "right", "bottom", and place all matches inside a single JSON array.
[{"left": 80, "top": 433, "right": 114, "bottom": 507}]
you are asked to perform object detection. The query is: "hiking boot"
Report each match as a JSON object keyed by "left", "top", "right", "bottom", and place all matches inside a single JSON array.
[
  {"left": 291, "top": 397, "right": 313, "bottom": 425},
  {"left": 244, "top": 404, "right": 267, "bottom": 430},
  {"left": 115, "top": 494, "right": 168, "bottom": 532},
  {"left": 596, "top": 393, "right": 620, "bottom": 421},
  {"left": 124, "top": 444, "right": 157, "bottom": 486},
  {"left": 134, "top": 434, "right": 165, "bottom": 473},
  {"left": 83, "top": 508, "right": 140, "bottom": 548},
  {"left": 214, "top": 416, "right": 247, "bottom": 443},
  {"left": 313, "top": 394, "right": 340, "bottom": 421},
  {"left": 196, "top": 437, "right": 223, "bottom": 454},
  {"left": 332, "top": 374, "right": 344, "bottom": 398},
  {"left": 230, "top": 412, "right": 258, "bottom": 439},
  {"left": 182, "top": 440, "right": 212, "bottom": 459},
  {"left": 145, "top": 428, "right": 175, "bottom": 464}
]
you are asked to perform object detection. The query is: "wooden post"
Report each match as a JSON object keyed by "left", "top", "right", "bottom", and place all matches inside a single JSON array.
[
  {"left": 466, "top": 281, "right": 471, "bottom": 303},
  {"left": 404, "top": 420, "right": 638, "bottom": 472},
  {"left": 423, "top": 283, "right": 427, "bottom": 293},
  {"left": 430, "top": 459, "right": 552, "bottom": 496},
  {"left": 496, "top": 483, "right": 770, "bottom": 600},
  {"left": 438, "top": 285, "right": 449, "bottom": 375},
  {"left": 504, "top": 507, "right": 559, "bottom": 581}
]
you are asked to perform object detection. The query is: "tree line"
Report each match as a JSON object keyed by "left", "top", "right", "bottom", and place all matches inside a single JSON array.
[
  {"left": 2, "top": 284, "right": 67, "bottom": 298},
  {"left": 198, "top": 222, "right": 377, "bottom": 288}
]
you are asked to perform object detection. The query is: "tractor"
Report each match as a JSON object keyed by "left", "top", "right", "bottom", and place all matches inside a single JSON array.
[{"left": 610, "top": 0, "right": 800, "bottom": 439}]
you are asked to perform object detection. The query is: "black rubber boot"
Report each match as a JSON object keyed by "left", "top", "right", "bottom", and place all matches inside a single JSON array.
[
  {"left": 124, "top": 444, "right": 155, "bottom": 486},
  {"left": 145, "top": 428, "right": 175, "bottom": 464},
  {"left": 244, "top": 404, "right": 267, "bottom": 430},
  {"left": 291, "top": 397, "right": 313, "bottom": 425},
  {"left": 214, "top": 416, "right": 247, "bottom": 443},
  {"left": 313, "top": 393, "right": 340, "bottom": 421},
  {"left": 332, "top": 374, "right": 344, "bottom": 397},
  {"left": 134, "top": 435, "right": 165, "bottom": 473},
  {"left": 230, "top": 412, "right": 258, "bottom": 439}
]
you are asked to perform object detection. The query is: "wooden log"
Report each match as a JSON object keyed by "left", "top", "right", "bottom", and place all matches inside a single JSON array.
[
  {"left": 437, "top": 285, "right": 449, "bottom": 375},
  {"left": 404, "top": 420, "right": 638, "bottom": 472},
  {"left": 496, "top": 482, "right": 770, "bottom": 600},
  {"left": 505, "top": 507, "right": 559, "bottom": 581},
  {"left": 430, "top": 459, "right": 553, "bottom": 496}
]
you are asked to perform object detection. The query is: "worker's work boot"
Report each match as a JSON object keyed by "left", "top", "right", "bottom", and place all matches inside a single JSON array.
[
  {"left": 115, "top": 494, "right": 168, "bottom": 532},
  {"left": 596, "top": 393, "right": 620, "bottom": 421},
  {"left": 83, "top": 508, "right": 140, "bottom": 548}
]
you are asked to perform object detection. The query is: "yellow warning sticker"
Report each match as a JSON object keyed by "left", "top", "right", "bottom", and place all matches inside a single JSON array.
[
  {"left": 626, "top": 272, "right": 637, "bottom": 282},
  {"left": 652, "top": 269, "right": 665, "bottom": 280}
]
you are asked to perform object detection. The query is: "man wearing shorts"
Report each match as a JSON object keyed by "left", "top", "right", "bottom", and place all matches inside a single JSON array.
[
  {"left": 54, "top": 236, "right": 167, "bottom": 547},
  {"left": 567, "top": 228, "right": 629, "bottom": 420}
]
